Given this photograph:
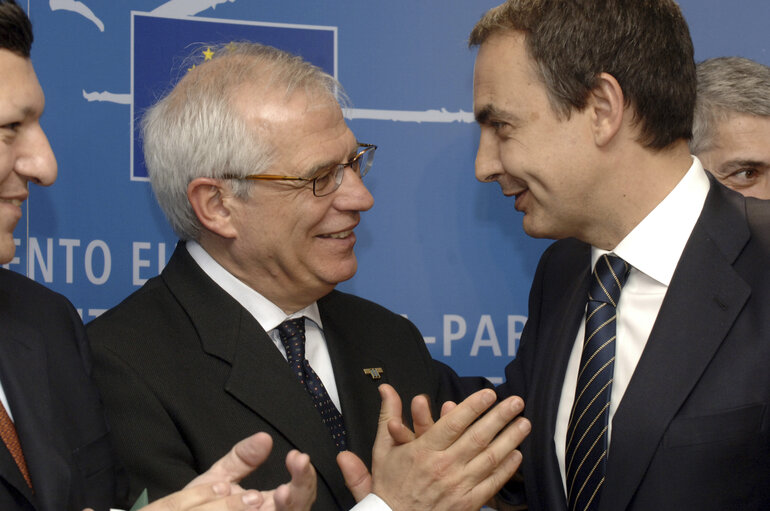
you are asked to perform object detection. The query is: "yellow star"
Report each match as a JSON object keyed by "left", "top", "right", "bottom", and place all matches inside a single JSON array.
[
  {"left": 187, "top": 64, "right": 197, "bottom": 72},
  {"left": 226, "top": 42, "right": 237, "bottom": 53},
  {"left": 202, "top": 47, "right": 214, "bottom": 60}
]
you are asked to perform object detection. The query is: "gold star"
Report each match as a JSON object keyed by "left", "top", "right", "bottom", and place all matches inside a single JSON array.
[
  {"left": 187, "top": 64, "right": 197, "bottom": 72},
  {"left": 202, "top": 47, "right": 214, "bottom": 60},
  {"left": 226, "top": 42, "right": 237, "bottom": 53}
]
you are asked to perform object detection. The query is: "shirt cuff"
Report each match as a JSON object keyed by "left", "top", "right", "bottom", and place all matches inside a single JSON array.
[{"left": 350, "top": 493, "right": 392, "bottom": 510}]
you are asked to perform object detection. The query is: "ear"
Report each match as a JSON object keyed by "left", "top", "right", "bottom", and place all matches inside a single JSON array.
[
  {"left": 187, "top": 177, "right": 239, "bottom": 239},
  {"left": 588, "top": 72, "right": 625, "bottom": 147}
]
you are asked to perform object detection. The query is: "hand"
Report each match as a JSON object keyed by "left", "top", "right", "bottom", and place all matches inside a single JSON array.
[
  {"left": 82, "top": 432, "right": 317, "bottom": 511},
  {"left": 187, "top": 432, "right": 316, "bottom": 511},
  {"left": 337, "top": 384, "right": 529, "bottom": 511}
]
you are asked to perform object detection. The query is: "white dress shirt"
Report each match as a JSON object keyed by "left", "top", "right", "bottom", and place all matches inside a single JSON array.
[{"left": 554, "top": 157, "right": 711, "bottom": 493}]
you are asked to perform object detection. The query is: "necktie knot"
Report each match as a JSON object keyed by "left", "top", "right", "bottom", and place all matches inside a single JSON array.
[
  {"left": 277, "top": 317, "right": 307, "bottom": 364},
  {"left": 589, "top": 254, "right": 631, "bottom": 307}
]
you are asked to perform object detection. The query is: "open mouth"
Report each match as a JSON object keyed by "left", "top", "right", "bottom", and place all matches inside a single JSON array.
[
  {"left": 0, "top": 199, "right": 23, "bottom": 206},
  {"left": 319, "top": 230, "right": 353, "bottom": 239}
]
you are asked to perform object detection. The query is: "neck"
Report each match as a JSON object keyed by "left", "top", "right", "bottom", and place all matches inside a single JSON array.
[
  {"left": 584, "top": 140, "right": 693, "bottom": 250},
  {"left": 196, "top": 236, "right": 328, "bottom": 315}
]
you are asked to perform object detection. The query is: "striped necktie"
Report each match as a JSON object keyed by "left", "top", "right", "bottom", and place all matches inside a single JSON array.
[
  {"left": 566, "top": 254, "right": 630, "bottom": 511},
  {"left": 277, "top": 318, "right": 347, "bottom": 451}
]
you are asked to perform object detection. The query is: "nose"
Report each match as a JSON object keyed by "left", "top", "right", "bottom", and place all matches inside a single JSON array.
[
  {"left": 475, "top": 127, "right": 503, "bottom": 184},
  {"left": 334, "top": 166, "right": 374, "bottom": 212},
  {"left": 15, "top": 122, "right": 58, "bottom": 187}
]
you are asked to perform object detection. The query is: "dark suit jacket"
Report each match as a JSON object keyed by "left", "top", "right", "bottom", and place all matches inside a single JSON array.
[
  {"left": 0, "top": 269, "right": 121, "bottom": 511},
  {"left": 497, "top": 179, "right": 770, "bottom": 510},
  {"left": 87, "top": 243, "right": 452, "bottom": 510}
]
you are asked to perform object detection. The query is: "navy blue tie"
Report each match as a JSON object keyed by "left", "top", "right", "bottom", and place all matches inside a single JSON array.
[
  {"left": 277, "top": 318, "right": 347, "bottom": 451},
  {"left": 566, "top": 254, "right": 630, "bottom": 511}
]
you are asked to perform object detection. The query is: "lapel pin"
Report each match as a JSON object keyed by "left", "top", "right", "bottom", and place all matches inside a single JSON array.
[{"left": 363, "top": 367, "right": 384, "bottom": 380}]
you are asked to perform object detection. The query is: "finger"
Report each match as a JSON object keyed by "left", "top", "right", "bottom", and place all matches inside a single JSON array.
[
  {"left": 449, "top": 396, "right": 526, "bottom": 463},
  {"left": 274, "top": 450, "right": 317, "bottom": 511},
  {"left": 440, "top": 401, "right": 457, "bottom": 417},
  {"left": 464, "top": 449, "right": 524, "bottom": 509},
  {"left": 336, "top": 451, "right": 372, "bottom": 502},
  {"left": 410, "top": 394, "right": 435, "bottom": 438},
  {"left": 418, "top": 388, "right": 498, "bottom": 450},
  {"left": 386, "top": 418, "right": 415, "bottom": 444},
  {"left": 377, "top": 384, "right": 403, "bottom": 427},
  {"left": 187, "top": 432, "right": 273, "bottom": 488},
  {"left": 371, "top": 384, "right": 405, "bottom": 452},
  {"left": 143, "top": 482, "right": 264, "bottom": 511},
  {"left": 463, "top": 413, "right": 530, "bottom": 485}
]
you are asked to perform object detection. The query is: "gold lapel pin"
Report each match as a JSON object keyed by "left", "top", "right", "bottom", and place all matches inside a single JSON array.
[{"left": 363, "top": 367, "right": 384, "bottom": 380}]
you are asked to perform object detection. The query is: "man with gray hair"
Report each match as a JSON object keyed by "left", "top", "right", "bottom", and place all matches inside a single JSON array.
[
  {"left": 87, "top": 42, "right": 528, "bottom": 510},
  {"left": 691, "top": 56, "right": 770, "bottom": 199}
]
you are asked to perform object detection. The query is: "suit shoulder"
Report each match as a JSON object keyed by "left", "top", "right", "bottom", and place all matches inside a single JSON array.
[
  {"left": 87, "top": 273, "right": 170, "bottom": 335},
  {"left": 0, "top": 268, "right": 75, "bottom": 317}
]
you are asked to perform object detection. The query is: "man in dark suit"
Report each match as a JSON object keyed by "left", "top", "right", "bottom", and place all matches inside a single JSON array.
[
  {"left": 470, "top": 1, "right": 770, "bottom": 510},
  {"left": 87, "top": 42, "right": 529, "bottom": 511},
  {"left": 0, "top": 2, "right": 320, "bottom": 509}
]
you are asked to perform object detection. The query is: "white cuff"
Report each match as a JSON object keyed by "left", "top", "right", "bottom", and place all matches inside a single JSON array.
[{"left": 349, "top": 493, "right": 392, "bottom": 510}]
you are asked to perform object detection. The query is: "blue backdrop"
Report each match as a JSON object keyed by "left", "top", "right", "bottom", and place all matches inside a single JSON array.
[{"left": 9, "top": 0, "right": 770, "bottom": 383}]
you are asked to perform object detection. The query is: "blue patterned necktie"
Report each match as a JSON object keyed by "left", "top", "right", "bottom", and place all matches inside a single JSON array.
[
  {"left": 566, "top": 254, "right": 631, "bottom": 511},
  {"left": 277, "top": 318, "right": 347, "bottom": 451}
]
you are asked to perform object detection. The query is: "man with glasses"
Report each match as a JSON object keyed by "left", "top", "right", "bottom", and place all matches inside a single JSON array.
[
  {"left": 1, "top": 2, "right": 320, "bottom": 509},
  {"left": 87, "top": 43, "right": 528, "bottom": 510}
]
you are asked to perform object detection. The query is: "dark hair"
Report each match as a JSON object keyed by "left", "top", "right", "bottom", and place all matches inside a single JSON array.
[
  {"left": 0, "top": 0, "right": 33, "bottom": 57},
  {"left": 470, "top": 0, "right": 696, "bottom": 150}
]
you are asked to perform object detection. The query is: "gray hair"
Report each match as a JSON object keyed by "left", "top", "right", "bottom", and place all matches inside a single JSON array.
[
  {"left": 141, "top": 42, "right": 347, "bottom": 240},
  {"left": 691, "top": 56, "right": 770, "bottom": 155}
]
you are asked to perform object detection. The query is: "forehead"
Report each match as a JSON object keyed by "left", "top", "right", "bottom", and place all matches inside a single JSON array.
[
  {"left": 234, "top": 86, "right": 355, "bottom": 170},
  {"left": 713, "top": 113, "right": 770, "bottom": 155},
  {"left": 473, "top": 31, "right": 547, "bottom": 112},
  {"left": 0, "top": 49, "right": 45, "bottom": 118}
]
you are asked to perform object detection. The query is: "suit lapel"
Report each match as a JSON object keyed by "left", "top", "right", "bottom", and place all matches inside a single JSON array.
[
  {"left": 319, "top": 292, "right": 384, "bottom": 469},
  {"left": 527, "top": 243, "right": 590, "bottom": 511},
  {"left": 0, "top": 311, "right": 69, "bottom": 510},
  {"left": 161, "top": 245, "right": 349, "bottom": 506},
  {"left": 601, "top": 182, "right": 751, "bottom": 510}
]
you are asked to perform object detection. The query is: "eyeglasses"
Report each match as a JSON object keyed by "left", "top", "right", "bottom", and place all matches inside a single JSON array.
[{"left": 224, "top": 142, "right": 377, "bottom": 197}]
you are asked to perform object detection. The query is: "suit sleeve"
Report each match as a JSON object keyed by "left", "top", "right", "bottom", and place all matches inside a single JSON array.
[{"left": 90, "top": 343, "right": 199, "bottom": 505}]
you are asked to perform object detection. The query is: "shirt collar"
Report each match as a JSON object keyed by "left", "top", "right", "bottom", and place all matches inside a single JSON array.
[
  {"left": 185, "top": 240, "right": 323, "bottom": 333},
  {"left": 592, "top": 156, "right": 710, "bottom": 286}
]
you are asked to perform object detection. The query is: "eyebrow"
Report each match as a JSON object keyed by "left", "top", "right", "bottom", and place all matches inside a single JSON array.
[
  {"left": 717, "top": 158, "right": 769, "bottom": 173},
  {"left": 474, "top": 104, "right": 520, "bottom": 125},
  {"left": 303, "top": 146, "right": 359, "bottom": 179}
]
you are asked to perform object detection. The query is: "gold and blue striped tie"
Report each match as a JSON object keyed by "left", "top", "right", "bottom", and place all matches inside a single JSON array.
[{"left": 566, "top": 254, "right": 630, "bottom": 511}]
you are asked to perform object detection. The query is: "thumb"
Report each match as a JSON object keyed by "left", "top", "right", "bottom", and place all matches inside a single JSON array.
[{"left": 336, "top": 451, "right": 372, "bottom": 502}]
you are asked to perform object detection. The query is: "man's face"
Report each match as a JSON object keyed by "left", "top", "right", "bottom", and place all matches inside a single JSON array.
[
  {"left": 0, "top": 49, "right": 57, "bottom": 264},
  {"left": 473, "top": 31, "right": 601, "bottom": 241},
  {"left": 697, "top": 113, "right": 770, "bottom": 200},
  {"left": 224, "top": 90, "right": 374, "bottom": 311}
]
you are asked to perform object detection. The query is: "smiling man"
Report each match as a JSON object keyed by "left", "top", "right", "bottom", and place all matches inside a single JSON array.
[
  {"left": 0, "top": 2, "right": 321, "bottom": 510},
  {"left": 470, "top": 1, "right": 770, "bottom": 510},
  {"left": 690, "top": 57, "right": 770, "bottom": 199},
  {"left": 86, "top": 42, "right": 528, "bottom": 511}
]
